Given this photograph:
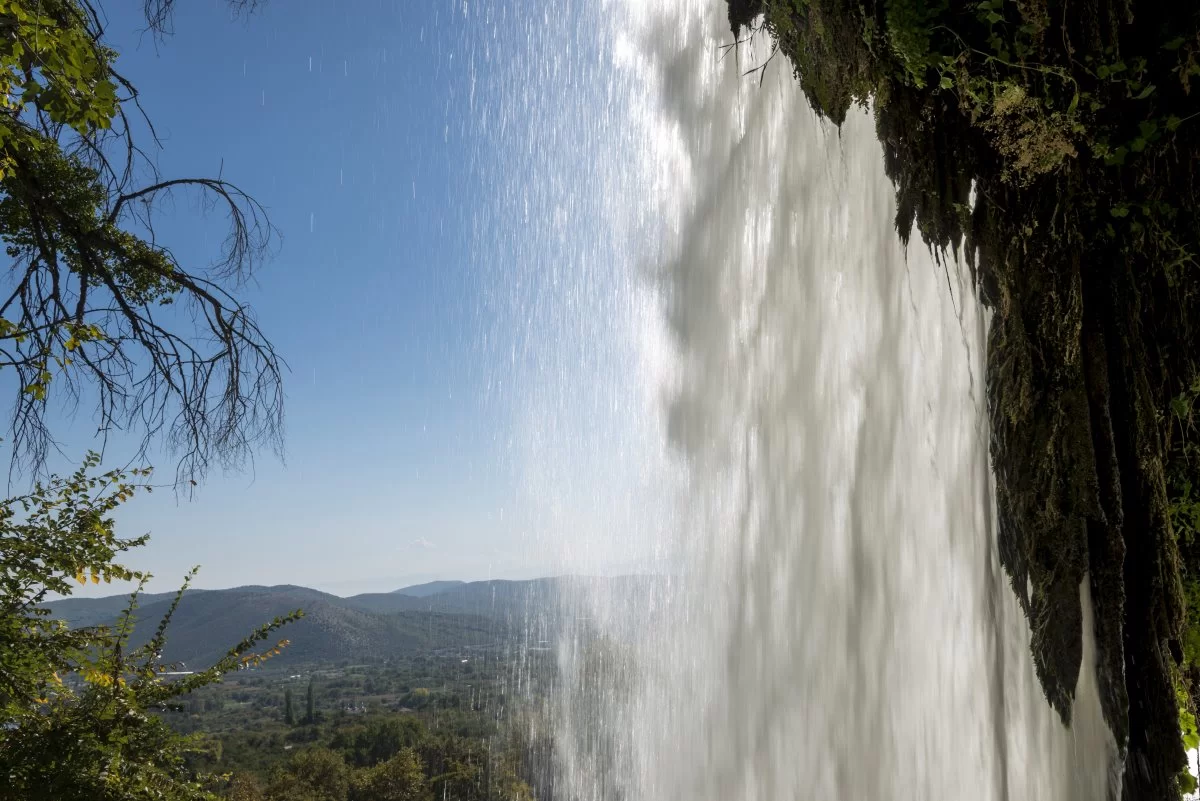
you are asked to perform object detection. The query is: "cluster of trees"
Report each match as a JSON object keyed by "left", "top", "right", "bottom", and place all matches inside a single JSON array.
[
  {"left": 213, "top": 717, "right": 534, "bottom": 801},
  {"left": 173, "top": 711, "right": 536, "bottom": 801},
  {"left": 228, "top": 747, "right": 427, "bottom": 801},
  {"left": 284, "top": 678, "right": 317, "bottom": 726}
]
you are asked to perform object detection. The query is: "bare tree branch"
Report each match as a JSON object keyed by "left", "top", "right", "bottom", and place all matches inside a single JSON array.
[
  {"left": 142, "top": 0, "right": 266, "bottom": 38},
  {"left": 0, "top": 0, "right": 285, "bottom": 486}
]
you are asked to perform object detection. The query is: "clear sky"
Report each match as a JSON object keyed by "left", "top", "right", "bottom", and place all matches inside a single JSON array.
[{"left": 40, "top": 0, "right": 677, "bottom": 596}]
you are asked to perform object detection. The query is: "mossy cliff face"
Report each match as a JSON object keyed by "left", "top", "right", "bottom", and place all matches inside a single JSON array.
[{"left": 729, "top": 1, "right": 1200, "bottom": 798}]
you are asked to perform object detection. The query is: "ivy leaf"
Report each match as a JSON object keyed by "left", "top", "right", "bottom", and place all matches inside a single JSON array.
[
  {"left": 1099, "top": 146, "right": 1128, "bottom": 165},
  {"left": 1173, "top": 394, "right": 1192, "bottom": 420}
]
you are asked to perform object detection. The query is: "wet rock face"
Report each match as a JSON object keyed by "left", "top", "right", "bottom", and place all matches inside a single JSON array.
[
  {"left": 727, "top": 1, "right": 1200, "bottom": 798},
  {"left": 726, "top": 0, "right": 764, "bottom": 37}
]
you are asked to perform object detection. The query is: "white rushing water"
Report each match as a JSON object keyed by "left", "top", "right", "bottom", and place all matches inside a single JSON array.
[{"left": 476, "top": 0, "right": 1119, "bottom": 799}]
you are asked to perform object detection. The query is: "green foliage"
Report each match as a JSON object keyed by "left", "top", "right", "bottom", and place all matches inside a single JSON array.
[
  {"left": 1185, "top": 581, "right": 1200, "bottom": 670},
  {"left": 883, "top": 0, "right": 947, "bottom": 87},
  {"left": 0, "top": 0, "right": 118, "bottom": 152},
  {"left": 1, "top": 685, "right": 217, "bottom": 800},
  {"left": 226, "top": 774, "right": 267, "bottom": 801},
  {"left": 171, "top": 650, "right": 547, "bottom": 801},
  {"left": 761, "top": 0, "right": 878, "bottom": 125},
  {"left": 267, "top": 748, "right": 350, "bottom": 801},
  {"left": 350, "top": 748, "right": 428, "bottom": 801},
  {"left": 1181, "top": 690, "right": 1200, "bottom": 752},
  {"left": 1169, "top": 373, "right": 1200, "bottom": 546},
  {"left": 764, "top": 0, "right": 1200, "bottom": 185},
  {"left": 0, "top": 457, "right": 301, "bottom": 801},
  {"left": 1170, "top": 370, "right": 1200, "bottom": 789},
  {"left": 0, "top": 142, "right": 181, "bottom": 300},
  {"left": 285, "top": 688, "right": 296, "bottom": 726},
  {"left": 332, "top": 717, "right": 426, "bottom": 768},
  {"left": 0, "top": 451, "right": 148, "bottom": 716},
  {"left": 1178, "top": 678, "right": 1200, "bottom": 795}
]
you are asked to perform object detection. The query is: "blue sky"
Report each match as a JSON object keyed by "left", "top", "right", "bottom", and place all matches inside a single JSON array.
[
  {"left": 34, "top": 0, "right": 677, "bottom": 597},
  {"left": 40, "top": 0, "right": 544, "bottom": 595}
]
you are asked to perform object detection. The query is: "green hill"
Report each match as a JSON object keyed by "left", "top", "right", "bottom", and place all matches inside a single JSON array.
[
  {"left": 42, "top": 585, "right": 505, "bottom": 668},
  {"left": 391, "top": 580, "right": 465, "bottom": 597},
  {"left": 40, "top": 575, "right": 667, "bottom": 668}
]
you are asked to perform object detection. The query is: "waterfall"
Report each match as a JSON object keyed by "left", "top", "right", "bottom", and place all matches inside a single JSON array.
[{"left": 478, "top": 0, "right": 1119, "bottom": 798}]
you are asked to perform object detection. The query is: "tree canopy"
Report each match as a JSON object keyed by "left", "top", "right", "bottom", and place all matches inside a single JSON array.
[
  {"left": 0, "top": 454, "right": 300, "bottom": 800},
  {"left": 1, "top": 0, "right": 283, "bottom": 482}
]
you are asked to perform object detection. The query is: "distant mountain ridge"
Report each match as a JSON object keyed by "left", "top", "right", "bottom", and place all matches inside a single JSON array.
[
  {"left": 391, "top": 580, "right": 465, "bottom": 597},
  {"left": 41, "top": 583, "right": 509, "bottom": 668},
  {"left": 40, "top": 575, "right": 670, "bottom": 667}
]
